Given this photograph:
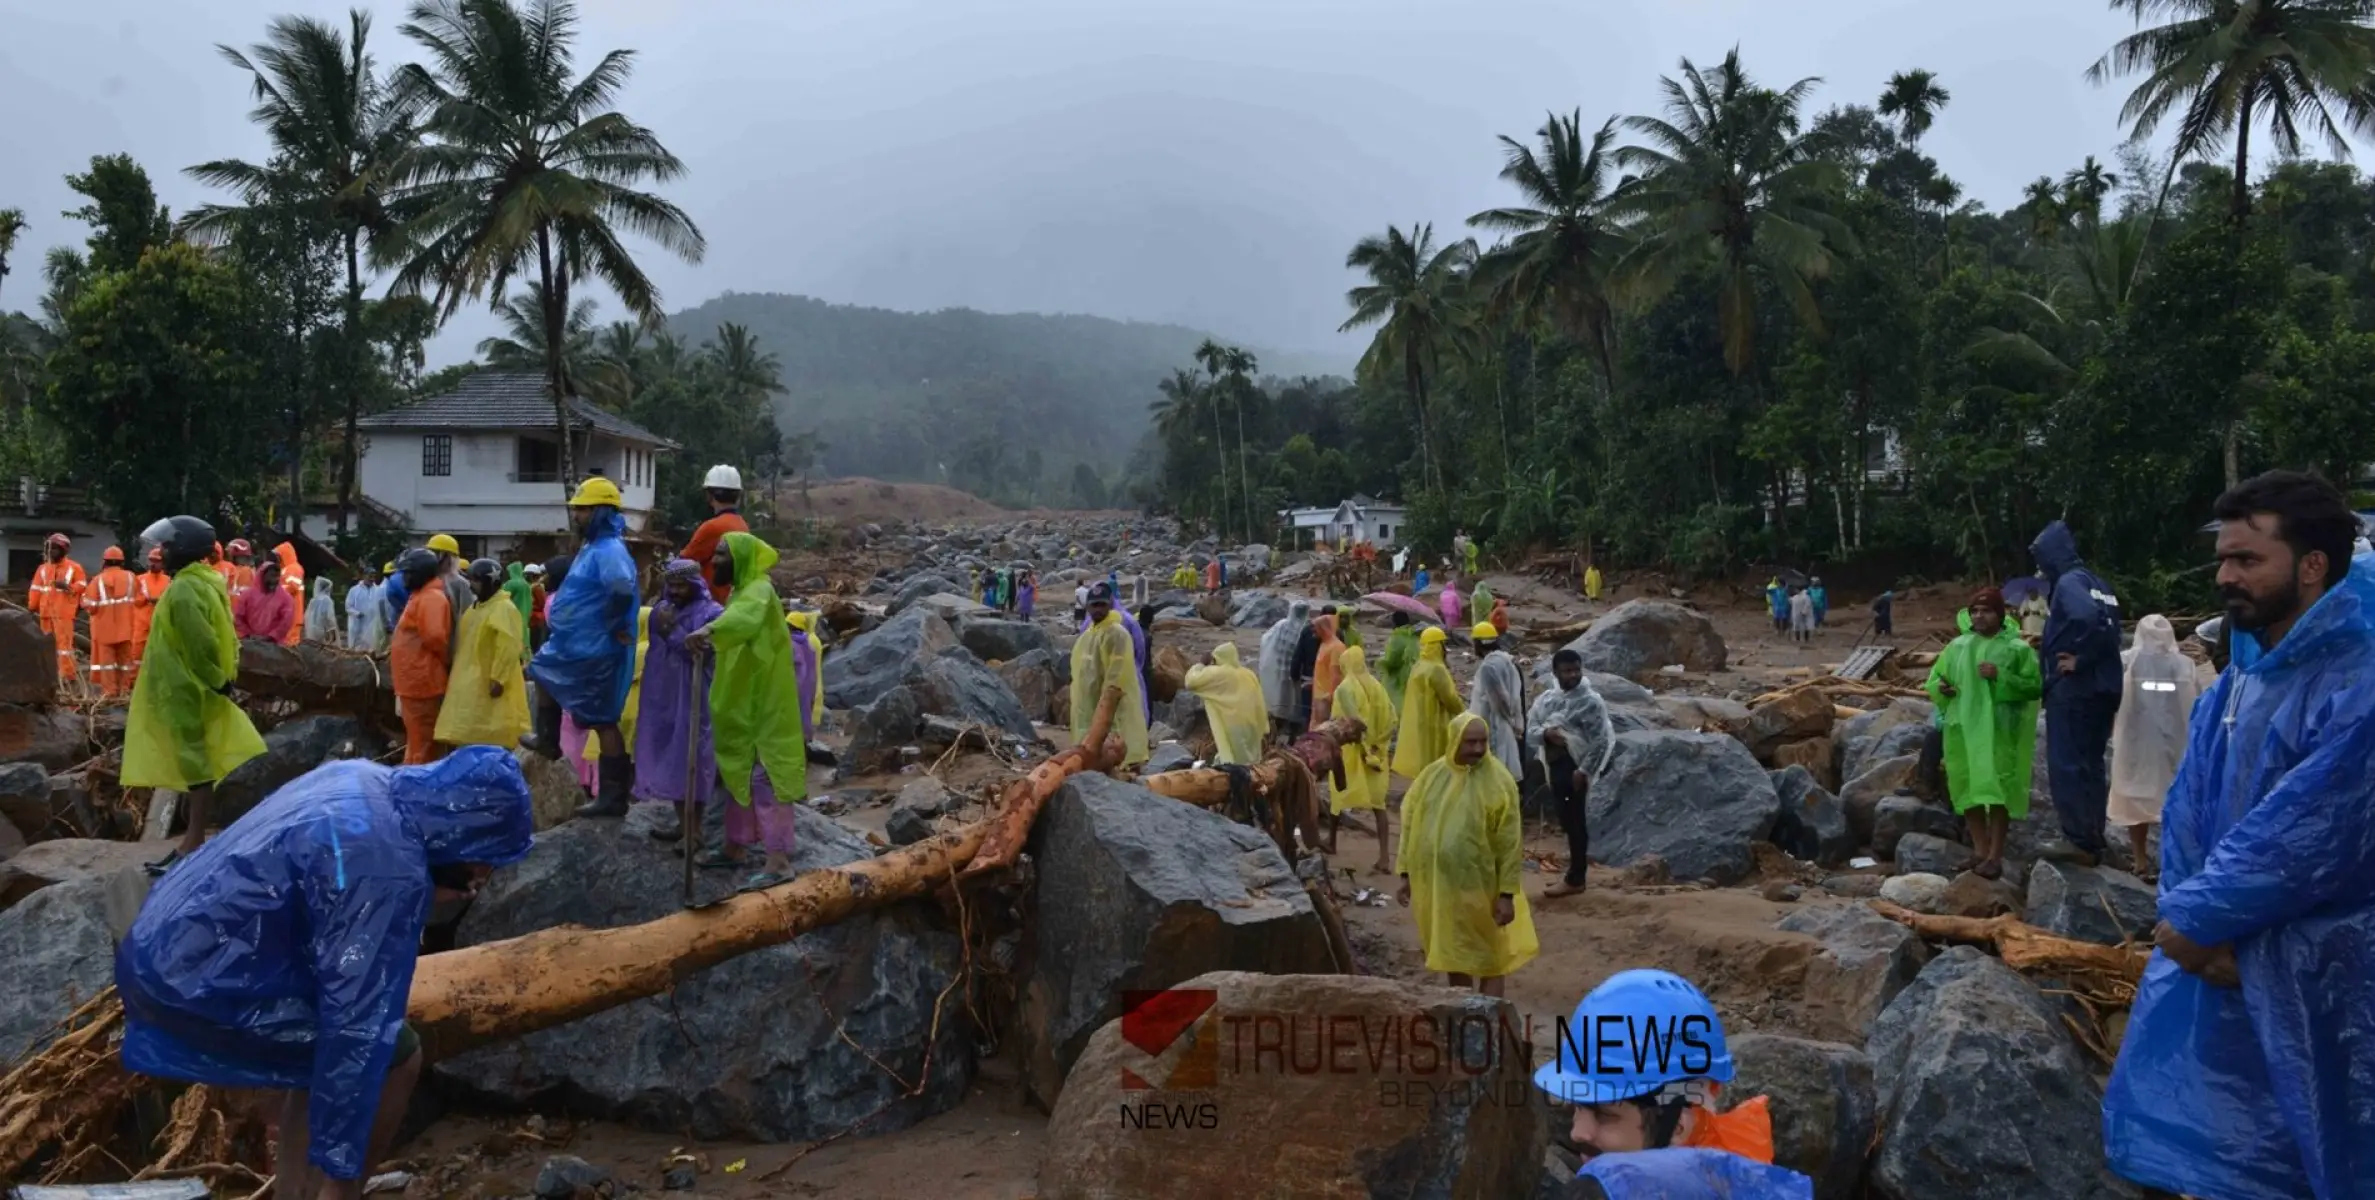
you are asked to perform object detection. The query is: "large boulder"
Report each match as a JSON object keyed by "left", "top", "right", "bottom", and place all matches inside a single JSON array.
[
  {"left": 435, "top": 807, "right": 973, "bottom": 1143},
  {"left": 1587, "top": 731, "right": 1780, "bottom": 885},
  {"left": 0, "top": 609, "right": 57, "bottom": 705},
  {"left": 845, "top": 686, "right": 922, "bottom": 773},
  {"left": 823, "top": 607, "right": 959, "bottom": 710},
  {"left": 997, "top": 649, "right": 1061, "bottom": 724},
  {"left": 214, "top": 716, "right": 387, "bottom": 828},
  {"left": 1730, "top": 1034, "right": 1876, "bottom": 1200},
  {"left": 887, "top": 574, "right": 963, "bottom": 616},
  {"left": 1891, "top": 833, "right": 1966, "bottom": 879},
  {"left": 1037, "top": 972, "right": 1546, "bottom": 1200},
  {"left": 1228, "top": 590, "right": 1289, "bottom": 629},
  {"left": 917, "top": 593, "right": 994, "bottom": 625},
  {"left": 1777, "top": 904, "right": 1931, "bottom": 1044},
  {"left": 0, "top": 875, "right": 116, "bottom": 1060},
  {"left": 1838, "top": 704, "right": 1933, "bottom": 786},
  {"left": 1566, "top": 600, "right": 1726, "bottom": 681},
  {"left": 1872, "top": 794, "right": 1963, "bottom": 861},
  {"left": 908, "top": 647, "right": 1038, "bottom": 738},
  {"left": 0, "top": 704, "right": 91, "bottom": 770},
  {"left": 1736, "top": 689, "right": 1837, "bottom": 761},
  {"left": 1016, "top": 773, "right": 1337, "bottom": 1109},
  {"left": 2024, "top": 861, "right": 2157, "bottom": 947},
  {"left": 0, "top": 761, "right": 52, "bottom": 842},
  {"left": 1771, "top": 737, "right": 1837, "bottom": 792},
  {"left": 1840, "top": 755, "right": 1918, "bottom": 845},
  {"left": 1652, "top": 694, "right": 1749, "bottom": 730},
  {"left": 1769, "top": 766, "right": 1854, "bottom": 867},
  {"left": 1867, "top": 948, "right": 2140, "bottom": 1200},
  {"left": 0, "top": 837, "right": 157, "bottom": 909},
  {"left": 958, "top": 616, "right": 1053, "bottom": 664}
]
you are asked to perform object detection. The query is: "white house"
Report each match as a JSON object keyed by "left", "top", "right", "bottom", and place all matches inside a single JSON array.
[
  {"left": 1278, "top": 496, "right": 1406, "bottom": 549},
  {"left": 325, "top": 373, "right": 677, "bottom": 558},
  {"left": 0, "top": 480, "right": 115, "bottom": 584}
]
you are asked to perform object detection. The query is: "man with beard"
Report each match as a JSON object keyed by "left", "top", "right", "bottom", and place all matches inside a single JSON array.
[{"left": 2103, "top": 471, "right": 2375, "bottom": 1200}]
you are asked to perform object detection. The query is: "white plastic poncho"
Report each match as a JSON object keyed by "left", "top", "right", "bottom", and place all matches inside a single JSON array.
[
  {"left": 1526, "top": 672, "right": 1616, "bottom": 780},
  {"left": 346, "top": 580, "right": 387, "bottom": 651},
  {"left": 1464, "top": 650, "right": 1526, "bottom": 778},
  {"left": 2107, "top": 613, "right": 2202, "bottom": 827},
  {"left": 1258, "top": 600, "right": 1311, "bottom": 720},
  {"left": 304, "top": 578, "right": 340, "bottom": 643}
]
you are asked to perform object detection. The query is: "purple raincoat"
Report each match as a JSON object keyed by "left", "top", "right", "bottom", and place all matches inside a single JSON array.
[{"left": 633, "top": 588, "right": 724, "bottom": 803}]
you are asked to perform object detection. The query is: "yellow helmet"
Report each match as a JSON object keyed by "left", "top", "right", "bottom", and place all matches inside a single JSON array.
[
  {"left": 381, "top": 561, "right": 395, "bottom": 575},
  {"left": 425, "top": 533, "right": 461, "bottom": 555},
  {"left": 570, "top": 475, "right": 624, "bottom": 508},
  {"left": 787, "top": 610, "right": 815, "bottom": 631},
  {"left": 1471, "top": 621, "right": 1499, "bottom": 640}
]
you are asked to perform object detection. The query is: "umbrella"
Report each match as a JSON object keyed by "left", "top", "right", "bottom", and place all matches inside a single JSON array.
[
  {"left": 1362, "top": 592, "right": 1440, "bottom": 623},
  {"left": 2001, "top": 576, "right": 2045, "bottom": 606}
]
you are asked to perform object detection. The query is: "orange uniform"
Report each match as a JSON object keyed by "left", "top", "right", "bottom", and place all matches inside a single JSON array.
[
  {"left": 275, "top": 543, "right": 304, "bottom": 645},
  {"left": 132, "top": 563, "right": 169, "bottom": 687},
  {"left": 83, "top": 556, "right": 138, "bottom": 698},
  {"left": 680, "top": 510, "right": 747, "bottom": 604},
  {"left": 391, "top": 583, "right": 452, "bottom": 764},
  {"left": 28, "top": 555, "right": 86, "bottom": 681}
]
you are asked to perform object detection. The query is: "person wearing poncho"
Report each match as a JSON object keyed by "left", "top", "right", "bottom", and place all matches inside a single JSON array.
[
  {"left": 1466, "top": 624, "right": 1525, "bottom": 778},
  {"left": 1258, "top": 600, "right": 1311, "bottom": 735},
  {"left": 2107, "top": 613, "right": 2204, "bottom": 884},
  {"left": 124, "top": 515, "right": 267, "bottom": 865},
  {"left": 1392, "top": 627, "right": 1464, "bottom": 780},
  {"left": 684, "top": 533, "right": 809, "bottom": 890},
  {"left": 1438, "top": 577, "right": 1464, "bottom": 629},
  {"left": 1306, "top": 613, "right": 1345, "bottom": 728},
  {"left": 1583, "top": 564, "right": 1603, "bottom": 602},
  {"left": 1183, "top": 643, "right": 1266, "bottom": 766},
  {"left": 1070, "top": 583, "right": 1148, "bottom": 769},
  {"left": 1529, "top": 649, "right": 1615, "bottom": 898},
  {"left": 636, "top": 560, "right": 722, "bottom": 824},
  {"left": 1396, "top": 712, "right": 1538, "bottom": 993},
  {"left": 1923, "top": 586, "right": 2042, "bottom": 879},
  {"left": 1378, "top": 612, "right": 1419, "bottom": 712},
  {"left": 1334, "top": 604, "right": 1363, "bottom": 651},
  {"left": 500, "top": 562, "right": 534, "bottom": 649},
  {"left": 529, "top": 477, "right": 641, "bottom": 818},
  {"left": 1330, "top": 645, "right": 1398, "bottom": 873},
  {"left": 434, "top": 560, "right": 529, "bottom": 751},
  {"left": 786, "top": 610, "right": 827, "bottom": 726}
]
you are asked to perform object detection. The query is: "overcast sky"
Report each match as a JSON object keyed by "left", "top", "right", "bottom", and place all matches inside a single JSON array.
[{"left": 4, "top": 0, "right": 2181, "bottom": 368}]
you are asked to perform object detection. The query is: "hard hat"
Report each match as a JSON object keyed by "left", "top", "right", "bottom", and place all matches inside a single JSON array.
[
  {"left": 381, "top": 561, "right": 396, "bottom": 575},
  {"left": 787, "top": 610, "right": 815, "bottom": 631},
  {"left": 703, "top": 464, "right": 743, "bottom": 491},
  {"left": 524, "top": 563, "right": 544, "bottom": 577},
  {"left": 1420, "top": 626, "right": 1447, "bottom": 645},
  {"left": 102, "top": 545, "right": 123, "bottom": 562},
  {"left": 227, "top": 538, "right": 253, "bottom": 558},
  {"left": 426, "top": 533, "right": 461, "bottom": 555},
  {"left": 140, "top": 516, "right": 217, "bottom": 567},
  {"left": 1472, "top": 622, "right": 1499, "bottom": 640},
  {"left": 570, "top": 475, "right": 624, "bottom": 508},
  {"left": 1534, "top": 969, "right": 1734, "bottom": 1106},
  {"left": 44, "top": 533, "right": 69, "bottom": 550}
]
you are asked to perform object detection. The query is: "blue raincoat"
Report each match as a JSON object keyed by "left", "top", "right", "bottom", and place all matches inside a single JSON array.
[
  {"left": 380, "top": 571, "right": 410, "bottom": 631},
  {"left": 115, "top": 746, "right": 534, "bottom": 1181},
  {"left": 528, "top": 508, "right": 640, "bottom": 725},
  {"left": 1577, "top": 1149, "right": 1815, "bottom": 1199},
  {"left": 2031, "top": 521, "right": 2123, "bottom": 698},
  {"left": 2101, "top": 551, "right": 2375, "bottom": 1200}
]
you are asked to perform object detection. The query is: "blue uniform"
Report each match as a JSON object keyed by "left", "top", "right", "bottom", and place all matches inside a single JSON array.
[
  {"left": 2031, "top": 521, "right": 2123, "bottom": 854},
  {"left": 1577, "top": 1149, "right": 1814, "bottom": 1199},
  {"left": 116, "top": 747, "right": 533, "bottom": 1180},
  {"left": 528, "top": 508, "right": 640, "bottom": 725}
]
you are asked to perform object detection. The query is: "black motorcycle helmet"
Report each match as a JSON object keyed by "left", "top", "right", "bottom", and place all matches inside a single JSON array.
[
  {"left": 395, "top": 547, "right": 441, "bottom": 590},
  {"left": 139, "top": 516, "right": 216, "bottom": 573}
]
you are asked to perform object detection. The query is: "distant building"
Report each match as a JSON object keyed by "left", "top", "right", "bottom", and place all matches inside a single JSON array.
[
  {"left": 1278, "top": 496, "right": 1406, "bottom": 549},
  {"left": 0, "top": 480, "right": 113, "bottom": 583},
  {"left": 324, "top": 372, "right": 677, "bottom": 559}
]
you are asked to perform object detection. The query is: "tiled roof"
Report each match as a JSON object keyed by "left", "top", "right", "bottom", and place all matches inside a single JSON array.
[{"left": 358, "top": 373, "right": 678, "bottom": 449}]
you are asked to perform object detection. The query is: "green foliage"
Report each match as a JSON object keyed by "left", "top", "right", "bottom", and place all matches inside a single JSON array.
[{"left": 575, "top": 318, "right": 800, "bottom": 536}]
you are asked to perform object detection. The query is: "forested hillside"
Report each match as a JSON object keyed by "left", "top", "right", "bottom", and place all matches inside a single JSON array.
[{"left": 668, "top": 292, "right": 1343, "bottom": 505}]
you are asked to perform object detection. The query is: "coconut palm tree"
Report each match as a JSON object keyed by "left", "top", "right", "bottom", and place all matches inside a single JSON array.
[
  {"left": 705, "top": 321, "right": 784, "bottom": 456},
  {"left": 2062, "top": 156, "right": 2121, "bottom": 226},
  {"left": 2022, "top": 176, "right": 2067, "bottom": 242},
  {"left": 1877, "top": 69, "right": 1952, "bottom": 141},
  {"left": 1467, "top": 110, "right": 1631, "bottom": 390},
  {"left": 478, "top": 280, "right": 595, "bottom": 375},
  {"left": 185, "top": 10, "right": 412, "bottom": 534},
  {"left": 2089, "top": 0, "right": 2375, "bottom": 220},
  {"left": 1341, "top": 223, "right": 1477, "bottom": 490},
  {"left": 1615, "top": 51, "right": 1852, "bottom": 375},
  {"left": 1149, "top": 367, "right": 1225, "bottom": 529},
  {"left": 0, "top": 209, "right": 25, "bottom": 312},
  {"left": 380, "top": 0, "right": 705, "bottom": 498}
]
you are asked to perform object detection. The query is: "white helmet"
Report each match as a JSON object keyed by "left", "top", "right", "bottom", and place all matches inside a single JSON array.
[{"left": 703, "top": 464, "right": 743, "bottom": 491}]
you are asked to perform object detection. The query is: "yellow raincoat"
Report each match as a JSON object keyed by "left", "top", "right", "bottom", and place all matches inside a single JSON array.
[
  {"left": 709, "top": 533, "right": 808, "bottom": 805},
  {"left": 123, "top": 563, "right": 265, "bottom": 790},
  {"left": 1331, "top": 646, "right": 1397, "bottom": 812},
  {"left": 1397, "top": 712, "right": 1538, "bottom": 978},
  {"left": 1183, "top": 642, "right": 1266, "bottom": 765},
  {"left": 1583, "top": 566, "right": 1604, "bottom": 601},
  {"left": 1071, "top": 610, "right": 1149, "bottom": 767},
  {"left": 434, "top": 594, "right": 529, "bottom": 748},
  {"left": 786, "top": 610, "right": 826, "bottom": 724},
  {"left": 1390, "top": 628, "right": 1464, "bottom": 780}
]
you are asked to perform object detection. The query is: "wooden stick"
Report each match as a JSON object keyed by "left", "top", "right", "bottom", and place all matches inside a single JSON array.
[{"left": 1867, "top": 900, "right": 2148, "bottom": 985}]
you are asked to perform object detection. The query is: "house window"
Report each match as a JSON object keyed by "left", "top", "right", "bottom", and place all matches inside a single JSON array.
[
  {"left": 422, "top": 434, "right": 452, "bottom": 477},
  {"left": 515, "top": 437, "right": 561, "bottom": 484},
  {"left": 1378, "top": 525, "right": 1392, "bottom": 541}
]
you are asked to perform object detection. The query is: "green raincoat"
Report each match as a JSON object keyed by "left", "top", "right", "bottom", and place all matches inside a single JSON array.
[
  {"left": 123, "top": 564, "right": 266, "bottom": 790},
  {"left": 706, "top": 533, "right": 807, "bottom": 806},
  {"left": 1379, "top": 625, "right": 1419, "bottom": 712},
  {"left": 501, "top": 562, "right": 534, "bottom": 651},
  {"left": 1924, "top": 609, "right": 2045, "bottom": 816}
]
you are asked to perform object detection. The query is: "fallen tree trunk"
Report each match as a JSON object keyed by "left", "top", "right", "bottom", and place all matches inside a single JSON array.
[
  {"left": 1868, "top": 900, "right": 2147, "bottom": 987},
  {"left": 961, "top": 741, "right": 1108, "bottom": 879},
  {"left": 236, "top": 640, "right": 391, "bottom": 721}
]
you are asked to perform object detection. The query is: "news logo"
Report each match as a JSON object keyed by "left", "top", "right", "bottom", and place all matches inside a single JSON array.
[{"left": 1118, "top": 987, "right": 1219, "bottom": 1091}]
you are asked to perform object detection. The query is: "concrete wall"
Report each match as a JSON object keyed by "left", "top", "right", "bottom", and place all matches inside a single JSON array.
[
  {"left": 356, "top": 429, "right": 659, "bottom": 537},
  {"left": 0, "top": 516, "right": 117, "bottom": 584}
]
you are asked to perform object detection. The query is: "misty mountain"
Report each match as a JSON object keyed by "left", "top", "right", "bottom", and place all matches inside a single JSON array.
[{"left": 667, "top": 292, "right": 1347, "bottom": 486}]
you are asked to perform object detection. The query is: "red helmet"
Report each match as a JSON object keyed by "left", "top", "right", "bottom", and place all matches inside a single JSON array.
[
  {"left": 227, "top": 539, "right": 253, "bottom": 558},
  {"left": 44, "top": 533, "right": 68, "bottom": 550},
  {"left": 102, "top": 546, "right": 123, "bottom": 563}
]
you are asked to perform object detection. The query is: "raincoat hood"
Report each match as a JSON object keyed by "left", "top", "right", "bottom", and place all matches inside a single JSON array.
[
  {"left": 1214, "top": 642, "right": 1243, "bottom": 668},
  {"left": 2030, "top": 520, "right": 2082, "bottom": 580},
  {"left": 2135, "top": 612, "right": 2178, "bottom": 655},
  {"left": 507, "top": 562, "right": 525, "bottom": 584},
  {"left": 390, "top": 745, "right": 535, "bottom": 866},
  {"left": 723, "top": 530, "right": 779, "bottom": 589}
]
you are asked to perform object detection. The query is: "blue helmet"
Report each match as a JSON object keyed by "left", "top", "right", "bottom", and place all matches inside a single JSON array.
[{"left": 1534, "top": 969, "right": 1734, "bottom": 1105}]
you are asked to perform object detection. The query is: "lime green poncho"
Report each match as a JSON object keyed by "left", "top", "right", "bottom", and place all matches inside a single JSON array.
[
  {"left": 123, "top": 564, "right": 265, "bottom": 790},
  {"left": 707, "top": 533, "right": 807, "bottom": 806},
  {"left": 1924, "top": 609, "right": 2044, "bottom": 816}
]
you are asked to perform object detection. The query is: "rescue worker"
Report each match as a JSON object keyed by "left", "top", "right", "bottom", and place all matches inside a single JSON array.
[
  {"left": 1396, "top": 712, "right": 1537, "bottom": 996},
  {"left": 123, "top": 516, "right": 266, "bottom": 867},
  {"left": 115, "top": 747, "right": 532, "bottom": 1198},
  {"left": 275, "top": 542, "right": 306, "bottom": 645},
  {"left": 1070, "top": 582, "right": 1148, "bottom": 771},
  {"left": 1378, "top": 611, "right": 1419, "bottom": 712},
  {"left": 1258, "top": 600, "right": 1313, "bottom": 739},
  {"left": 680, "top": 465, "right": 748, "bottom": 604},
  {"left": 132, "top": 547, "right": 169, "bottom": 689},
  {"left": 2103, "top": 471, "right": 2375, "bottom": 1200},
  {"left": 2031, "top": 520, "right": 2124, "bottom": 865},
  {"left": 786, "top": 610, "right": 827, "bottom": 727},
  {"left": 1534, "top": 969, "right": 1809, "bottom": 1197},
  {"left": 304, "top": 579, "right": 339, "bottom": 643},
  {"left": 83, "top": 545, "right": 137, "bottom": 698},
  {"left": 1583, "top": 562, "right": 1604, "bottom": 602},
  {"left": 388, "top": 549, "right": 451, "bottom": 765},
  {"left": 2106, "top": 614, "right": 2204, "bottom": 885},
  {"left": 639, "top": 559, "right": 722, "bottom": 838},
  {"left": 224, "top": 539, "right": 257, "bottom": 598},
  {"left": 28, "top": 532, "right": 86, "bottom": 681},
  {"left": 233, "top": 560, "right": 295, "bottom": 642},
  {"left": 682, "top": 533, "right": 811, "bottom": 889},
  {"left": 434, "top": 559, "right": 528, "bottom": 751},
  {"left": 528, "top": 476, "right": 640, "bottom": 817}
]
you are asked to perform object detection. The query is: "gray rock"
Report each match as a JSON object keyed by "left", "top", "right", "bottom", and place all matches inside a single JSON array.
[
  {"left": 910, "top": 647, "right": 1037, "bottom": 738},
  {"left": 533, "top": 1155, "right": 611, "bottom": 1200},
  {"left": 887, "top": 574, "right": 963, "bottom": 616},
  {"left": 884, "top": 804, "right": 935, "bottom": 846},
  {"left": 1605, "top": 704, "right": 1679, "bottom": 735},
  {"left": 1229, "top": 590, "right": 1289, "bottom": 629},
  {"left": 1878, "top": 873, "right": 1951, "bottom": 913},
  {"left": 1731, "top": 1034, "right": 1877, "bottom": 1200},
  {"left": 896, "top": 776, "right": 956, "bottom": 816},
  {"left": 956, "top": 616, "right": 1052, "bottom": 664},
  {"left": 1235, "top": 544, "right": 1272, "bottom": 572},
  {"left": 0, "top": 609, "right": 57, "bottom": 705},
  {"left": 996, "top": 649, "right": 1060, "bottom": 723},
  {"left": 1840, "top": 755, "right": 1919, "bottom": 844},
  {"left": 1836, "top": 700, "right": 1934, "bottom": 784},
  {"left": 1016, "top": 772, "right": 1336, "bottom": 1108},
  {"left": 1892, "top": 832, "right": 1967, "bottom": 878},
  {"left": 0, "top": 704, "right": 92, "bottom": 770},
  {"left": 844, "top": 687, "right": 922, "bottom": 774},
  {"left": 0, "top": 875, "right": 115, "bottom": 1061},
  {"left": 1867, "top": 948, "right": 2140, "bottom": 1200},
  {"left": 1141, "top": 743, "right": 1197, "bottom": 775},
  {"left": 2024, "top": 860, "right": 2157, "bottom": 947},
  {"left": 1770, "top": 765, "right": 1854, "bottom": 867},
  {"left": 1587, "top": 731, "right": 1780, "bottom": 884},
  {"left": 1873, "top": 794, "right": 1964, "bottom": 861},
  {"left": 823, "top": 607, "right": 959, "bottom": 710},
  {"left": 1736, "top": 689, "right": 1838, "bottom": 760},
  {"left": 1777, "top": 904, "right": 1931, "bottom": 1044},
  {"left": 0, "top": 761, "right": 50, "bottom": 842},
  {"left": 1566, "top": 600, "right": 1726, "bottom": 681},
  {"left": 0, "top": 837, "right": 157, "bottom": 909},
  {"left": 215, "top": 716, "right": 387, "bottom": 829},
  {"left": 1652, "top": 694, "right": 1751, "bottom": 730}
]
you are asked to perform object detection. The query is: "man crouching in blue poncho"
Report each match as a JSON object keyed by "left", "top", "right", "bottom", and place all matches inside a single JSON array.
[
  {"left": 115, "top": 746, "right": 534, "bottom": 1198},
  {"left": 2103, "top": 471, "right": 2375, "bottom": 1200}
]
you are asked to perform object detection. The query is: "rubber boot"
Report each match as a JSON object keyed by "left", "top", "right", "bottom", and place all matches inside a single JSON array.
[
  {"left": 576, "top": 755, "right": 633, "bottom": 818},
  {"left": 520, "top": 694, "right": 564, "bottom": 760}
]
